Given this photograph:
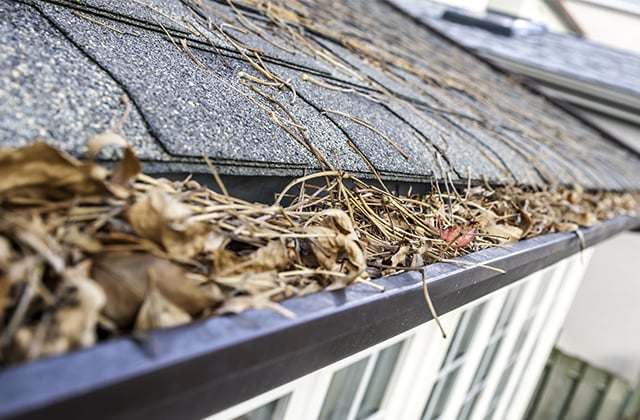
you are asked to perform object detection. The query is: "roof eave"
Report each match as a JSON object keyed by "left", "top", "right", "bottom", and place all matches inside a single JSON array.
[
  {"left": 481, "top": 54, "right": 640, "bottom": 126},
  {"left": 0, "top": 215, "right": 638, "bottom": 420}
]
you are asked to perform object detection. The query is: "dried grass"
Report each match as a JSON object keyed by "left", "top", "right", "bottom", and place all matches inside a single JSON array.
[{"left": 0, "top": 140, "right": 637, "bottom": 365}]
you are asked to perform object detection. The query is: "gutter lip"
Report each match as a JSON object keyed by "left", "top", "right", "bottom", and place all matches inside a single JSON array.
[{"left": 0, "top": 215, "right": 638, "bottom": 420}]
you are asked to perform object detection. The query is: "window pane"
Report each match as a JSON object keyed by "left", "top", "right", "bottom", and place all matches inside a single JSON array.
[
  {"left": 318, "top": 357, "right": 369, "bottom": 420},
  {"left": 425, "top": 366, "right": 463, "bottom": 420},
  {"left": 457, "top": 287, "right": 524, "bottom": 420},
  {"left": 356, "top": 340, "right": 405, "bottom": 420},
  {"left": 423, "top": 302, "right": 488, "bottom": 420},
  {"left": 233, "top": 394, "right": 290, "bottom": 420},
  {"left": 494, "top": 287, "right": 523, "bottom": 332},
  {"left": 454, "top": 303, "right": 488, "bottom": 359},
  {"left": 457, "top": 391, "right": 481, "bottom": 420}
]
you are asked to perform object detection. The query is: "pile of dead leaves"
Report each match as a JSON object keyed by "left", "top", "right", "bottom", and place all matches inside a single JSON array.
[{"left": 0, "top": 142, "right": 637, "bottom": 366}]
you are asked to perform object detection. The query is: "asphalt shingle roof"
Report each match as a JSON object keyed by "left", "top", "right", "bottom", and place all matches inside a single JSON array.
[{"left": 2, "top": 0, "right": 639, "bottom": 190}]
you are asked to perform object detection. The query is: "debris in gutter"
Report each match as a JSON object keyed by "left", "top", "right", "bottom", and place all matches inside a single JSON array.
[
  {"left": 0, "top": 140, "right": 637, "bottom": 366},
  {"left": 2, "top": 0, "right": 639, "bottom": 368}
]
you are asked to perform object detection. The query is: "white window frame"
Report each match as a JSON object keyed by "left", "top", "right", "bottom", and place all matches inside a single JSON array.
[
  {"left": 495, "top": 250, "right": 594, "bottom": 420},
  {"left": 204, "top": 253, "right": 592, "bottom": 420}
]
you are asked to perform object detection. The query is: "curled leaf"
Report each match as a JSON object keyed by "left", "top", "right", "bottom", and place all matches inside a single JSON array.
[
  {"left": 134, "top": 270, "right": 192, "bottom": 331},
  {"left": 86, "top": 130, "right": 129, "bottom": 160},
  {"left": 92, "top": 253, "right": 221, "bottom": 327},
  {"left": 0, "top": 142, "right": 108, "bottom": 203},
  {"left": 215, "top": 294, "right": 295, "bottom": 319}
]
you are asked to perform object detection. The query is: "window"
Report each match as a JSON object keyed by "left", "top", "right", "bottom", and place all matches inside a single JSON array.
[
  {"left": 457, "top": 287, "right": 524, "bottom": 419},
  {"left": 233, "top": 395, "right": 290, "bottom": 420},
  {"left": 357, "top": 342, "right": 405, "bottom": 419},
  {"left": 318, "top": 340, "right": 405, "bottom": 420},
  {"left": 422, "top": 302, "right": 488, "bottom": 420},
  {"left": 206, "top": 256, "right": 585, "bottom": 420}
]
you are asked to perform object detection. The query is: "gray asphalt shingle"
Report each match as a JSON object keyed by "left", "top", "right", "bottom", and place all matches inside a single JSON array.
[{"left": 2, "top": 0, "right": 639, "bottom": 190}]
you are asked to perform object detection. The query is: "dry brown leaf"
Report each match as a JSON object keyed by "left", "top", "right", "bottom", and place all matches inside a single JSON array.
[
  {"left": 87, "top": 131, "right": 140, "bottom": 196},
  {"left": 14, "top": 220, "right": 66, "bottom": 274},
  {"left": 87, "top": 130, "right": 129, "bottom": 159},
  {"left": 0, "top": 237, "right": 10, "bottom": 322},
  {"left": 215, "top": 294, "right": 295, "bottom": 319},
  {"left": 214, "top": 270, "right": 281, "bottom": 295},
  {"left": 110, "top": 147, "right": 142, "bottom": 188},
  {"left": 126, "top": 188, "right": 209, "bottom": 259},
  {"left": 0, "top": 142, "right": 108, "bottom": 202},
  {"left": 92, "top": 253, "right": 221, "bottom": 327},
  {"left": 54, "top": 262, "right": 106, "bottom": 348},
  {"left": 235, "top": 240, "right": 292, "bottom": 274},
  {"left": 305, "top": 225, "right": 367, "bottom": 290},
  {"left": 0, "top": 236, "right": 11, "bottom": 272},
  {"left": 134, "top": 271, "right": 192, "bottom": 331},
  {"left": 564, "top": 211, "right": 598, "bottom": 227},
  {"left": 320, "top": 209, "right": 357, "bottom": 237},
  {"left": 61, "top": 225, "right": 103, "bottom": 254},
  {"left": 391, "top": 245, "right": 411, "bottom": 267},
  {"left": 161, "top": 223, "right": 210, "bottom": 261},
  {"left": 8, "top": 262, "right": 105, "bottom": 362},
  {"left": 554, "top": 222, "right": 579, "bottom": 232},
  {"left": 484, "top": 224, "right": 523, "bottom": 243},
  {"left": 127, "top": 188, "right": 191, "bottom": 242}
]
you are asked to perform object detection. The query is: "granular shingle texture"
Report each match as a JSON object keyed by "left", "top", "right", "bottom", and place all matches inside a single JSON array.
[{"left": 2, "top": 0, "right": 639, "bottom": 190}]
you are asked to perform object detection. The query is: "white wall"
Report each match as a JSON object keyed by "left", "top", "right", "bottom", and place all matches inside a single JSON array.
[
  {"left": 556, "top": 232, "right": 640, "bottom": 386},
  {"left": 553, "top": 110, "right": 640, "bottom": 387},
  {"left": 561, "top": 0, "right": 640, "bottom": 54}
]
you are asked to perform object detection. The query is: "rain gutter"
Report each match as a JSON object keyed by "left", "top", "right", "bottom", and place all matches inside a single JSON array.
[{"left": 0, "top": 215, "right": 638, "bottom": 420}]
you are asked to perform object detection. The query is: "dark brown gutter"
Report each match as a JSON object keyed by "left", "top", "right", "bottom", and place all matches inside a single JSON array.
[{"left": 0, "top": 215, "right": 637, "bottom": 420}]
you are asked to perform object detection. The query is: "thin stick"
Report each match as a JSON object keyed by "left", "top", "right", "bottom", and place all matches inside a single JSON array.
[
  {"left": 71, "top": 10, "right": 125, "bottom": 35},
  {"left": 152, "top": 15, "right": 182, "bottom": 52},
  {"left": 203, "top": 155, "right": 229, "bottom": 197},
  {"left": 323, "top": 108, "right": 409, "bottom": 159},
  {"left": 181, "top": 38, "right": 209, "bottom": 70}
]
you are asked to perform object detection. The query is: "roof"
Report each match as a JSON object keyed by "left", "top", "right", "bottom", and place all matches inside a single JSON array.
[
  {"left": 2, "top": 0, "right": 639, "bottom": 191},
  {"left": 391, "top": 0, "right": 640, "bottom": 124},
  {"left": 1, "top": 1, "right": 640, "bottom": 418}
]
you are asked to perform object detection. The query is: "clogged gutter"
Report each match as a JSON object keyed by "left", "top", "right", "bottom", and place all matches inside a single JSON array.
[{"left": 0, "top": 139, "right": 637, "bottom": 366}]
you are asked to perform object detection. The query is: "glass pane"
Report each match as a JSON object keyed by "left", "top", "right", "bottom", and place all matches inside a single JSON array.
[
  {"left": 357, "top": 340, "right": 405, "bottom": 420},
  {"left": 494, "top": 287, "right": 523, "bottom": 332},
  {"left": 528, "top": 275, "right": 550, "bottom": 314},
  {"left": 422, "top": 302, "right": 487, "bottom": 420},
  {"left": 478, "top": 337, "right": 503, "bottom": 383},
  {"left": 234, "top": 394, "right": 290, "bottom": 420},
  {"left": 457, "top": 391, "right": 481, "bottom": 420},
  {"left": 456, "top": 288, "right": 524, "bottom": 420},
  {"left": 318, "top": 357, "right": 369, "bottom": 420},
  {"left": 423, "top": 366, "right": 462, "bottom": 420},
  {"left": 489, "top": 362, "right": 514, "bottom": 413},
  {"left": 454, "top": 303, "right": 487, "bottom": 359},
  {"left": 512, "top": 316, "right": 534, "bottom": 356}
]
